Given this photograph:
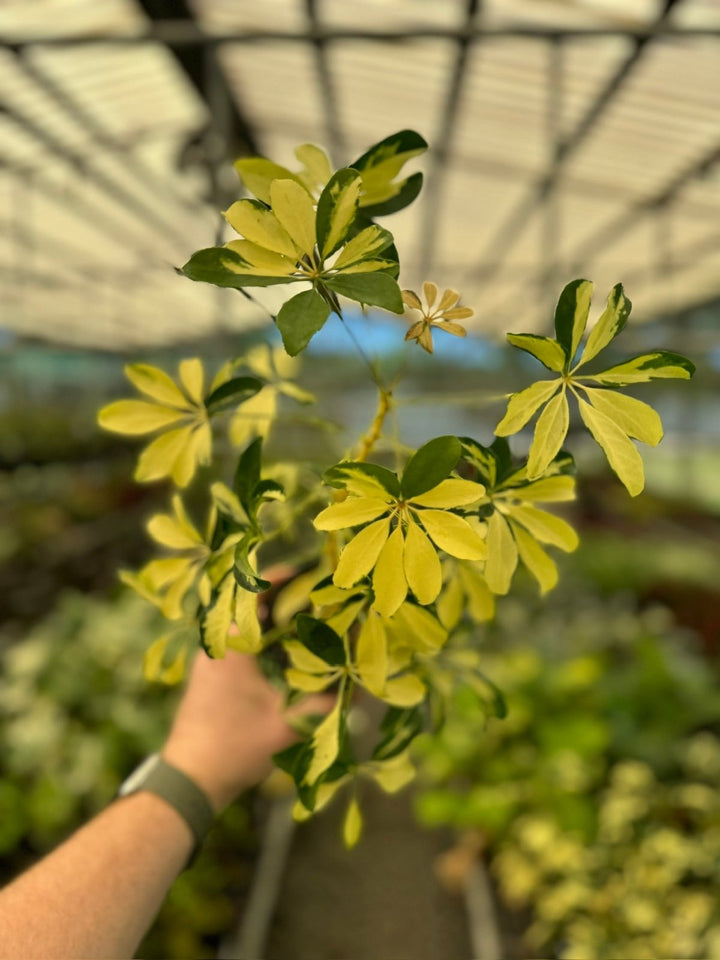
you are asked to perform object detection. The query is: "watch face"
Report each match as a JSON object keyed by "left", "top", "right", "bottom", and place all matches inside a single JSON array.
[{"left": 118, "top": 753, "right": 160, "bottom": 796}]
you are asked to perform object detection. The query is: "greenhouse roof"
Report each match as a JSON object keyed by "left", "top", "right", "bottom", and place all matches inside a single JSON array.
[{"left": 1, "top": 0, "right": 719, "bottom": 350}]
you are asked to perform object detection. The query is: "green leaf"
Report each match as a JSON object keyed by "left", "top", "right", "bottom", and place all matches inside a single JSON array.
[
  {"left": 233, "top": 157, "right": 308, "bottom": 205},
  {"left": 324, "top": 461, "right": 401, "bottom": 498},
  {"left": 343, "top": 796, "right": 363, "bottom": 849},
  {"left": 584, "top": 389, "right": 663, "bottom": 446},
  {"left": 324, "top": 272, "right": 403, "bottom": 313},
  {"left": 581, "top": 351, "right": 695, "bottom": 385},
  {"left": 527, "top": 391, "right": 570, "bottom": 479},
  {"left": 577, "top": 397, "right": 645, "bottom": 496},
  {"left": 233, "top": 437, "right": 262, "bottom": 514},
  {"left": 233, "top": 538, "right": 271, "bottom": 593},
  {"left": 316, "top": 169, "right": 363, "bottom": 259},
  {"left": 205, "top": 376, "right": 263, "bottom": 414},
  {"left": 401, "top": 435, "right": 461, "bottom": 498},
  {"left": 296, "top": 614, "right": 347, "bottom": 667},
  {"left": 495, "top": 379, "right": 560, "bottom": 437},
  {"left": 506, "top": 334, "right": 566, "bottom": 373},
  {"left": 181, "top": 247, "right": 297, "bottom": 288},
  {"left": 276, "top": 289, "right": 331, "bottom": 356},
  {"left": 577, "top": 282, "right": 631, "bottom": 366},
  {"left": 372, "top": 705, "right": 424, "bottom": 761},
  {"left": 554, "top": 279, "right": 593, "bottom": 364}
]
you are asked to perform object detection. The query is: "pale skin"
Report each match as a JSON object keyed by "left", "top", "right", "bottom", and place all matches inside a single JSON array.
[{"left": 0, "top": 650, "right": 330, "bottom": 959}]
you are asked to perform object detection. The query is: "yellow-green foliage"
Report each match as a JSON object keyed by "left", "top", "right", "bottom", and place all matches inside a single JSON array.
[{"left": 98, "top": 130, "right": 694, "bottom": 841}]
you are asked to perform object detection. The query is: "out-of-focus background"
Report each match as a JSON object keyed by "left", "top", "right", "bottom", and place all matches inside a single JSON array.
[{"left": 1, "top": 2, "right": 719, "bottom": 958}]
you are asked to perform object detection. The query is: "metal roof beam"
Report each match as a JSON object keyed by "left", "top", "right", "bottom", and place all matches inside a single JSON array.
[
  {"left": 465, "top": 0, "right": 684, "bottom": 285},
  {"left": 0, "top": 100, "right": 194, "bottom": 245},
  {"left": 304, "top": 0, "right": 345, "bottom": 167},
  {"left": 11, "top": 49, "right": 209, "bottom": 222},
  {"left": 136, "top": 0, "right": 260, "bottom": 159},
  {"left": 4, "top": 25, "right": 720, "bottom": 46},
  {"left": 418, "top": 0, "right": 481, "bottom": 278}
]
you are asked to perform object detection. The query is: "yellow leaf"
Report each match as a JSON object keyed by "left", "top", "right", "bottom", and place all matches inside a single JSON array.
[
  {"left": 167, "top": 422, "right": 210, "bottom": 488},
  {"left": 484, "top": 511, "right": 518, "bottom": 596},
  {"left": 381, "top": 673, "right": 426, "bottom": 707},
  {"left": 230, "top": 588, "right": 262, "bottom": 654},
  {"left": 159, "top": 644, "right": 187, "bottom": 685},
  {"left": 161, "top": 563, "right": 199, "bottom": 620},
  {"left": 342, "top": 796, "right": 363, "bottom": 849},
  {"left": 436, "top": 573, "right": 464, "bottom": 630},
  {"left": 223, "top": 239, "right": 297, "bottom": 276},
  {"left": 356, "top": 611, "right": 387, "bottom": 694},
  {"left": 223, "top": 200, "right": 298, "bottom": 258},
  {"left": 202, "top": 575, "right": 236, "bottom": 658},
  {"left": 314, "top": 497, "right": 390, "bottom": 530},
  {"left": 409, "top": 478, "right": 485, "bottom": 509},
  {"left": 147, "top": 511, "right": 202, "bottom": 550},
  {"left": 304, "top": 696, "right": 343, "bottom": 784},
  {"left": 140, "top": 556, "right": 194, "bottom": 590},
  {"left": 511, "top": 522, "right": 559, "bottom": 594},
  {"left": 507, "top": 476, "right": 575, "bottom": 503},
  {"left": 333, "top": 517, "right": 391, "bottom": 589},
  {"left": 270, "top": 179, "right": 317, "bottom": 258},
  {"left": 509, "top": 504, "right": 579, "bottom": 552},
  {"left": 144, "top": 635, "right": 171, "bottom": 682},
  {"left": 285, "top": 640, "right": 334, "bottom": 675},
  {"left": 125, "top": 363, "right": 190, "bottom": 408},
  {"left": 295, "top": 143, "right": 332, "bottom": 191},
  {"left": 230, "top": 388, "right": 277, "bottom": 446},
  {"left": 584, "top": 389, "right": 663, "bottom": 446},
  {"left": 527, "top": 390, "right": 569, "bottom": 479},
  {"left": 371, "top": 752, "right": 416, "bottom": 793},
  {"left": 274, "top": 569, "right": 324, "bottom": 625},
  {"left": 495, "top": 379, "right": 560, "bottom": 436},
  {"left": 311, "top": 581, "right": 359, "bottom": 607},
  {"left": 293, "top": 776, "right": 349, "bottom": 821},
  {"left": 178, "top": 359, "right": 204, "bottom": 405},
  {"left": 417, "top": 510, "right": 486, "bottom": 561},
  {"left": 577, "top": 397, "right": 645, "bottom": 497},
  {"left": 403, "top": 520, "right": 442, "bottom": 604},
  {"left": 423, "top": 281, "right": 438, "bottom": 308},
  {"left": 285, "top": 668, "right": 336, "bottom": 692},
  {"left": 134, "top": 425, "right": 196, "bottom": 485},
  {"left": 97, "top": 400, "right": 188, "bottom": 435},
  {"left": 334, "top": 225, "right": 391, "bottom": 270},
  {"left": 321, "top": 173, "right": 363, "bottom": 258},
  {"left": 326, "top": 598, "right": 365, "bottom": 637},
  {"left": 389, "top": 603, "right": 447, "bottom": 654},
  {"left": 372, "top": 526, "right": 407, "bottom": 617},
  {"left": 458, "top": 563, "right": 495, "bottom": 622},
  {"left": 340, "top": 472, "right": 393, "bottom": 499}
]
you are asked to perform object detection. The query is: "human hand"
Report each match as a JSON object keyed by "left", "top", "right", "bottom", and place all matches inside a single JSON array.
[{"left": 162, "top": 648, "right": 331, "bottom": 813}]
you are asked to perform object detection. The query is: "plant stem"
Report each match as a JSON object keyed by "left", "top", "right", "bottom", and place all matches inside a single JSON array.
[{"left": 355, "top": 386, "right": 393, "bottom": 462}]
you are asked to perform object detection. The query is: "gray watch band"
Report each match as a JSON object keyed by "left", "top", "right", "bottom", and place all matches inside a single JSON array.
[{"left": 118, "top": 754, "right": 215, "bottom": 865}]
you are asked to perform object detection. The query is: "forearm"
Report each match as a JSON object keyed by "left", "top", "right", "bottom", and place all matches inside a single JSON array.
[{"left": 0, "top": 791, "right": 193, "bottom": 959}]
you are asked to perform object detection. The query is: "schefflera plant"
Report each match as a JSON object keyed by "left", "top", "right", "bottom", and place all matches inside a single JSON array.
[{"left": 99, "top": 129, "right": 694, "bottom": 847}]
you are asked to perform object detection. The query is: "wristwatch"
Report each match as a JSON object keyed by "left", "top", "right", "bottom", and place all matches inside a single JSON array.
[{"left": 117, "top": 754, "right": 215, "bottom": 865}]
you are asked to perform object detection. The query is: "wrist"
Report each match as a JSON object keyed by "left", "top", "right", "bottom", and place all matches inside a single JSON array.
[{"left": 160, "top": 742, "right": 237, "bottom": 814}]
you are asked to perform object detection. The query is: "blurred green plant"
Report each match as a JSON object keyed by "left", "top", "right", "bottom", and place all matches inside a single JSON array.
[
  {"left": 0, "top": 591, "right": 256, "bottom": 960},
  {"left": 414, "top": 592, "right": 720, "bottom": 960}
]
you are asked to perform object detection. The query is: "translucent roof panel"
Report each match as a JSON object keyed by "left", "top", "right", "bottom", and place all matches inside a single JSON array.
[{"left": 0, "top": 0, "right": 719, "bottom": 349}]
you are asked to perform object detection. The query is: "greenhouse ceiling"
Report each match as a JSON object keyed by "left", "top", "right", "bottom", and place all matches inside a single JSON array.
[{"left": 1, "top": 0, "right": 719, "bottom": 350}]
